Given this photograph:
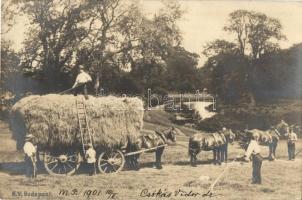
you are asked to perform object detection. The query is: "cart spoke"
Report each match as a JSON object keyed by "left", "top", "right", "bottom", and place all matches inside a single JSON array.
[
  {"left": 63, "top": 165, "right": 67, "bottom": 174},
  {"left": 99, "top": 162, "right": 108, "bottom": 167},
  {"left": 66, "top": 162, "right": 73, "bottom": 169},
  {"left": 112, "top": 164, "right": 118, "bottom": 172},
  {"left": 47, "top": 160, "right": 57, "bottom": 164},
  {"left": 50, "top": 163, "right": 58, "bottom": 171}
]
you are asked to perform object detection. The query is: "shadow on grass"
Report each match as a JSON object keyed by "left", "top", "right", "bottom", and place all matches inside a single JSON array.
[
  {"left": 0, "top": 161, "right": 48, "bottom": 175},
  {"left": 174, "top": 159, "right": 214, "bottom": 166}
]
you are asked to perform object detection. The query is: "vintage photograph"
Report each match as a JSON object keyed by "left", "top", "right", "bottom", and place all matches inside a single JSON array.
[{"left": 0, "top": 0, "right": 301, "bottom": 199}]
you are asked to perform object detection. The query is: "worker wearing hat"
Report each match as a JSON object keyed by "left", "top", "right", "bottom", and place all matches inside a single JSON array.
[
  {"left": 85, "top": 143, "right": 96, "bottom": 176},
  {"left": 23, "top": 134, "right": 37, "bottom": 178},
  {"left": 72, "top": 65, "right": 92, "bottom": 100},
  {"left": 285, "top": 126, "right": 298, "bottom": 161},
  {"left": 244, "top": 132, "right": 263, "bottom": 184}
]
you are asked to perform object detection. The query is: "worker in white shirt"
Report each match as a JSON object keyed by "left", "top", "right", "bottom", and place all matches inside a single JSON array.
[
  {"left": 244, "top": 133, "right": 263, "bottom": 184},
  {"left": 72, "top": 65, "right": 92, "bottom": 100},
  {"left": 85, "top": 143, "right": 96, "bottom": 176},
  {"left": 285, "top": 126, "right": 298, "bottom": 161},
  {"left": 23, "top": 134, "right": 37, "bottom": 178}
]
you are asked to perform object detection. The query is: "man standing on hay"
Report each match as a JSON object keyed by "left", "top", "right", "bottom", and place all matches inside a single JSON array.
[
  {"left": 72, "top": 65, "right": 92, "bottom": 100},
  {"left": 23, "top": 134, "right": 37, "bottom": 178},
  {"left": 85, "top": 143, "right": 96, "bottom": 176}
]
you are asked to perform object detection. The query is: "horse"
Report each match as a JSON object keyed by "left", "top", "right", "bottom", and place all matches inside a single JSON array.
[
  {"left": 188, "top": 129, "right": 235, "bottom": 166},
  {"left": 239, "top": 128, "right": 280, "bottom": 161},
  {"left": 126, "top": 127, "right": 177, "bottom": 170}
]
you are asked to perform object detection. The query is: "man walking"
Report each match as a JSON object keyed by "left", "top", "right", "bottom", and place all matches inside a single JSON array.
[
  {"left": 285, "top": 126, "right": 298, "bottom": 161},
  {"left": 23, "top": 134, "right": 37, "bottom": 178},
  {"left": 244, "top": 133, "right": 263, "bottom": 184},
  {"left": 85, "top": 143, "right": 96, "bottom": 176},
  {"left": 219, "top": 127, "right": 228, "bottom": 163},
  {"left": 72, "top": 65, "right": 92, "bottom": 100}
]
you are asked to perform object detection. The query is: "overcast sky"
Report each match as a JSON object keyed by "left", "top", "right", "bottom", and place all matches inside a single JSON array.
[{"left": 3, "top": 0, "right": 302, "bottom": 66}]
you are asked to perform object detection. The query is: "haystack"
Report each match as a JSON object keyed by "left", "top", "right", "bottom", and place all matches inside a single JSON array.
[{"left": 10, "top": 94, "right": 144, "bottom": 150}]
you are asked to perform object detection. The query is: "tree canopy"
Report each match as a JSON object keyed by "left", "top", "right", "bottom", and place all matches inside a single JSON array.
[{"left": 201, "top": 9, "right": 299, "bottom": 104}]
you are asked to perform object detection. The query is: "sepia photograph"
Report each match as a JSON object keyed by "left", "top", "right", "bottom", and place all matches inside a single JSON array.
[{"left": 0, "top": 0, "right": 301, "bottom": 199}]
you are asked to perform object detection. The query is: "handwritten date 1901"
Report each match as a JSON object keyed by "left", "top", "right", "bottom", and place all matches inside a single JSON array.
[{"left": 59, "top": 189, "right": 118, "bottom": 199}]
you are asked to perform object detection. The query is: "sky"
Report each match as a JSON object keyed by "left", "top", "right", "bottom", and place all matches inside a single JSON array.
[{"left": 3, "top": 0, "right": 302, "bottom": 66}]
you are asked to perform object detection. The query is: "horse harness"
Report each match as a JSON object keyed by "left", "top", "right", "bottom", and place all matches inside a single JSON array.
[
  {"left": 155, "top": 130, "right": 168, "bottom": 144},
  {"left": 142, "top": 130, "right": 167, "bottom": 147}
]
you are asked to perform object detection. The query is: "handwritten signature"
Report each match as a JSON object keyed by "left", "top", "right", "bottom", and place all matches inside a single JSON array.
[{"left": 140, "top": 188, "right": 201, "bottom": 198}]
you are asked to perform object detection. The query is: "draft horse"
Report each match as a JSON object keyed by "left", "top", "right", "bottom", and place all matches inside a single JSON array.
[
  {"left": 188, "top": 129, "right": 235, "bottom": 166},
  {"left": 126, "top": 127, "right": 177, "bottom": 170},
  {"left": 240, "top": 128, "right": 280, "bottom": 161}
]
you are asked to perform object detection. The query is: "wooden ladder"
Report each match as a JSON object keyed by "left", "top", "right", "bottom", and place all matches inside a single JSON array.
[{"left": 76, "top": 98, "right": 94, "bottom": 155}]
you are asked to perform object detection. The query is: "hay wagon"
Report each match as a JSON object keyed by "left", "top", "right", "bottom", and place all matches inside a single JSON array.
[{"left": 11, "top": 94, "right": 145, "bottom": 176}]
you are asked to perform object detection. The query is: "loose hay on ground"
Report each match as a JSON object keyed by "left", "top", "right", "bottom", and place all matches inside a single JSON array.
[{"left": 10, "top": 94, "right": 144, "bottom": 150}]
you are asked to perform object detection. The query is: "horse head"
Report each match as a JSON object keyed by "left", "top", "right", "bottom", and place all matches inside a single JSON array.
[
  {"left": 222, "top": 129, "right": 235, "bottom": 143},
  {"left": 164, "top": 127, "right": 177, "bottom": 143}
]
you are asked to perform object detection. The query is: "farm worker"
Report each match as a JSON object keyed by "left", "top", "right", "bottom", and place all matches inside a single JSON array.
[
  {"left": 85, "top": 143, "right": 96, "bottom": 176},
  {"left": 23, "top": 134, "right": 37, "bottom": 178},
  {"left": 72, "top": 65, "right": 92, "bottom": 100},
  {"left": 285, "top": 126, "right": 298, "bottom": 161},
  {"left": 220, "top": 127, "right": 229, "bottom": 163},
  {"left": 244, "top": 133, "right": 263, "bottom": 184}
]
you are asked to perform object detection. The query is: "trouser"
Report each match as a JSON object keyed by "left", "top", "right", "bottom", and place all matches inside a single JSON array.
[
  {"left": 287, "top": 142, "right": 295, "bottom": 160},
  {"left": 25, "top": 155, "right": 35, "bottom": 178},
  {"left": 87, "top": 163, "right": 96, "bottom": 176},
  {"left": 220, "top": 143, "right": 228, "bottom": 162},
  {"left": 268, "top": 142, "right": 277, "bottom": 160},
  {"left": 252, "top": 154, "right": 263, "bottom": 184},
  {"left": 74, "top": 84, "right": 88, "bottom": 99}
]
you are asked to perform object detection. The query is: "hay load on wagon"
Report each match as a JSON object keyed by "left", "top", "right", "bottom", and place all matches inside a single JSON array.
[{"left": 10, "top": 94, "right": 144, "bottom": 150}]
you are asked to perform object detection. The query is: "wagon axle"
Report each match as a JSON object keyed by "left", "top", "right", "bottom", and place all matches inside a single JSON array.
[{"left": 58, "top": 155, "right": 68, "bottom": 163}]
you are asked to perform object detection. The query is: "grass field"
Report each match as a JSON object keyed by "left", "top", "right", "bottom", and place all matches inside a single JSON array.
[{"left": 0, "top": 118, "right": 301, "bottom": 200}]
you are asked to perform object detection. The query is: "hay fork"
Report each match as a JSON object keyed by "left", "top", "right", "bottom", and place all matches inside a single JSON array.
[{"left": 203, "top": 156, "right": 238, "bottom": 197}]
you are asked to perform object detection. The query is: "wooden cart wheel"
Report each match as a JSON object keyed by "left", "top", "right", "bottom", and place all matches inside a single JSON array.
[
  {"left": 44, "top": 151, "right": 81, "bottom": 176},
  {"left": 98, "top": 150, "right": 125, "bottom": 173}
]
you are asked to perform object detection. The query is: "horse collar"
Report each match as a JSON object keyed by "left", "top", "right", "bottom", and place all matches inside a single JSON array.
[{"left": 155, "top": 130, "right": 167, "bottom": 143}]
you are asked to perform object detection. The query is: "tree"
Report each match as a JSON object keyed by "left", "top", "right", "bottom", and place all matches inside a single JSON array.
[
  {"left": 19, "top": 0, "right": 92, "bottom": 91},
  {"left": 82, "top": 0, "right": 183, "bottom": 93},
  {"left": 224, "top": 10, "right": 285, "bottom": 60},
  {"left": 0, "top": 40, "right": 20, "bottom": 92},
  {"left": 13, "top": 0, "right": 184, "bottom": 94},
  {"left": 165, "top": 46, "right": 200, "bottom": 92},
  {"left": 1, "top": 0, "right": 22, "bottom": 34}
]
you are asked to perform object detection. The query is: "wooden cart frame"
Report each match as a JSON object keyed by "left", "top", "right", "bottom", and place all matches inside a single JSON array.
[{"left": 40, "top": 144, "right": 167, "bottom": 176}]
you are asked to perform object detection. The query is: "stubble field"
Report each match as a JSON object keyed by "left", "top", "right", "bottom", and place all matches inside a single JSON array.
[{"left": 0, "top": 121, "right": 301, "bottom": 200}]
